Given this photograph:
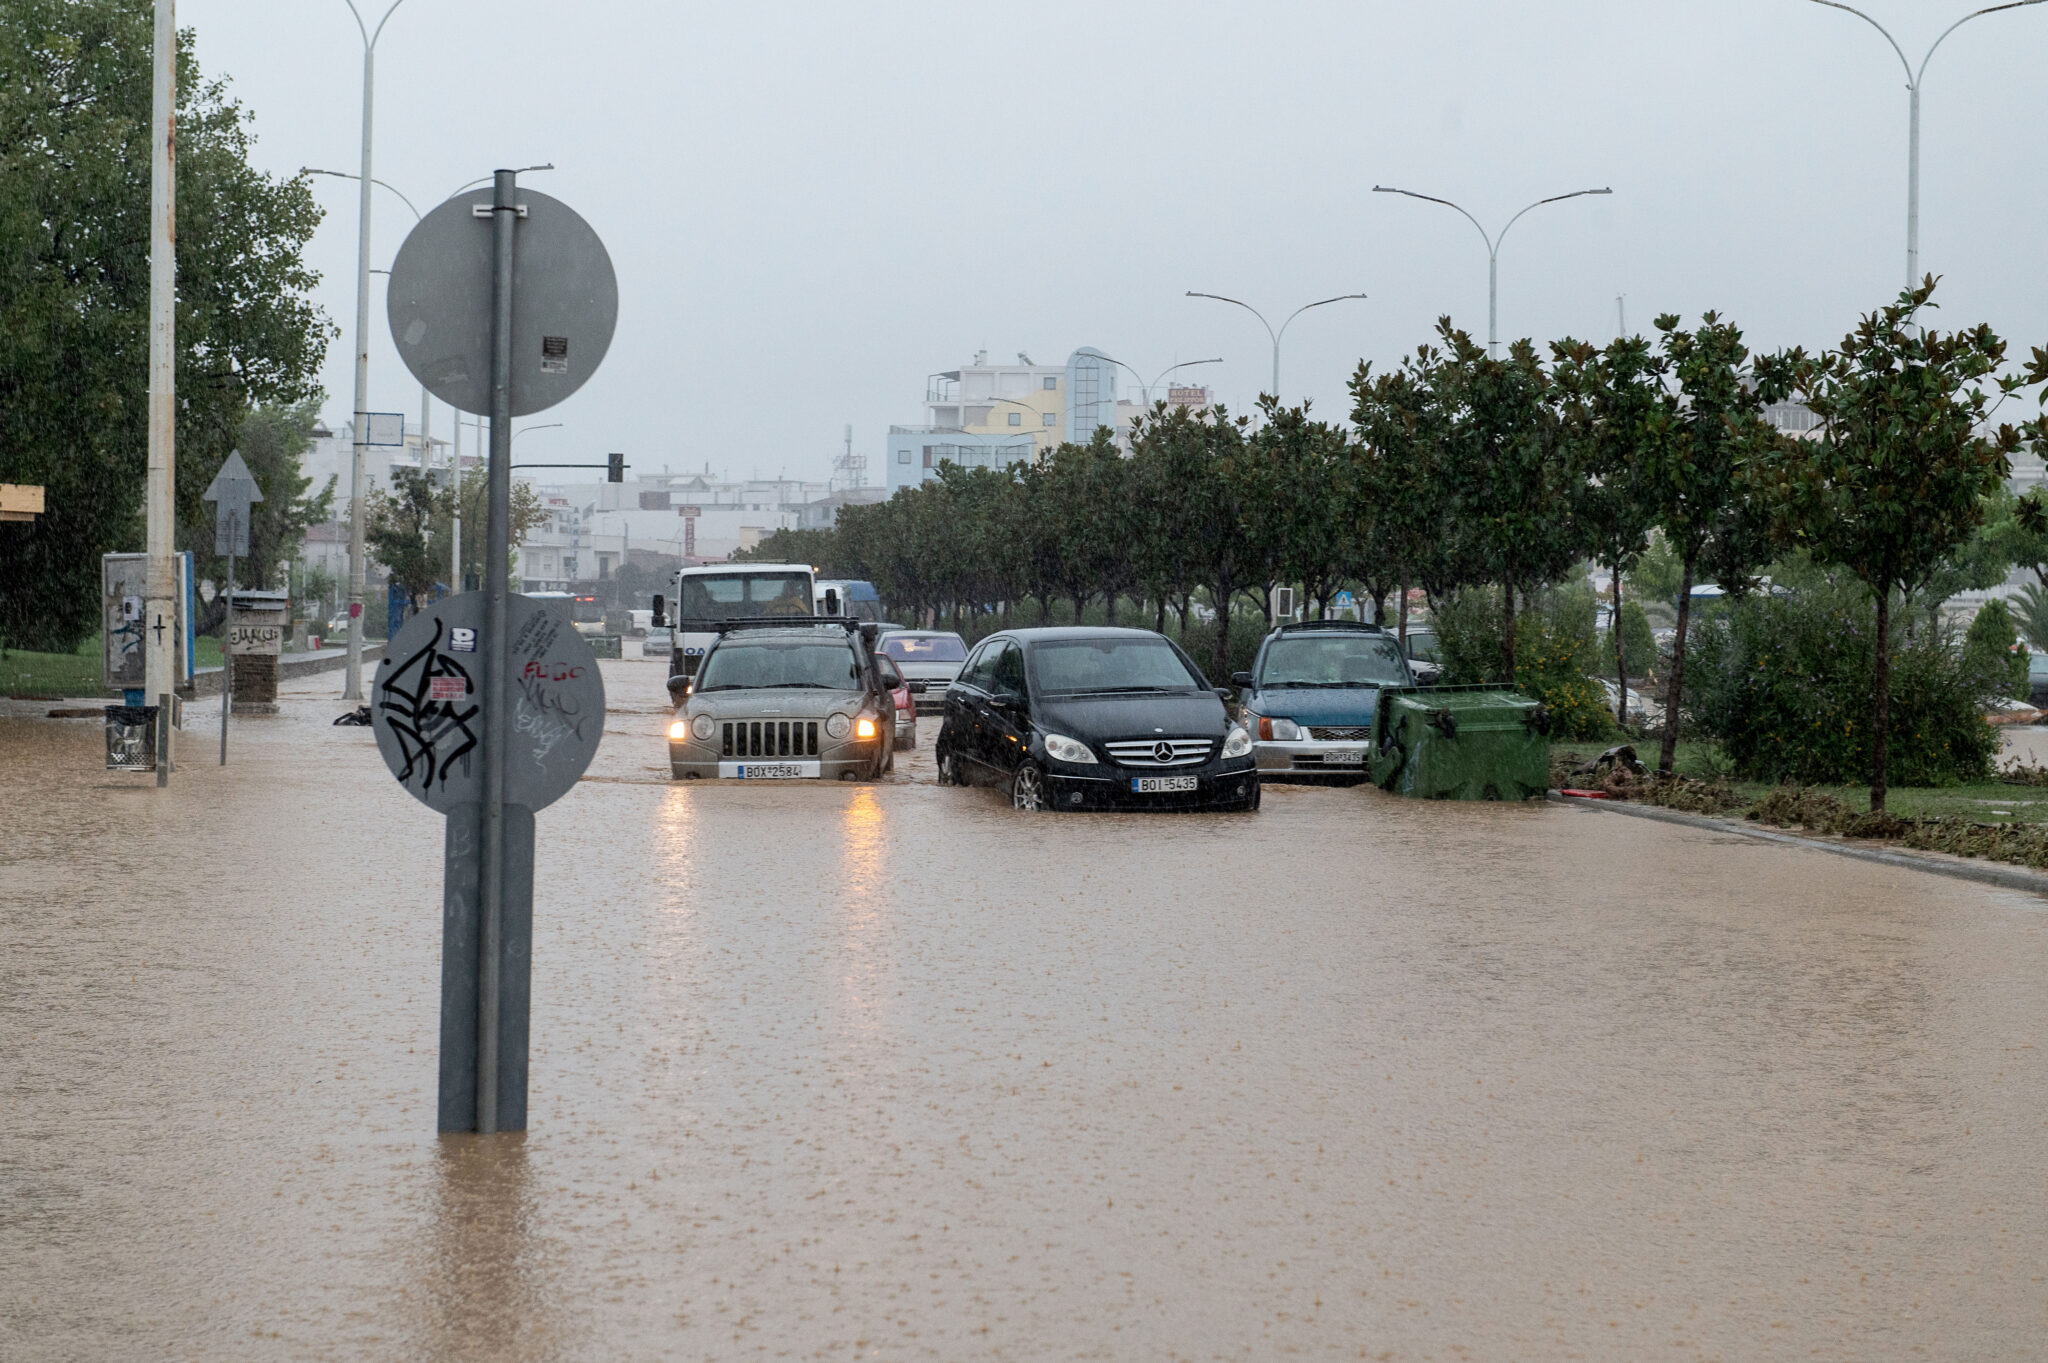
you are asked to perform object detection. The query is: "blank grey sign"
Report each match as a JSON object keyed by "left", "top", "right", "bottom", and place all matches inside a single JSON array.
[{"left": 385, "top": 188, "right": 619, "bottom": 417}]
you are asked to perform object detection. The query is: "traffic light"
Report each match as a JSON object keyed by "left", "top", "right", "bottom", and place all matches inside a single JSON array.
[{"left": 607, "top": 452, "right": 625, "bottom": 483}]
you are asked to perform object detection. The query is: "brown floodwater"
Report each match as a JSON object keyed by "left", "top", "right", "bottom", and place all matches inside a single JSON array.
[{"left": 4, "top": 659, "right": 2046, "bottom": 1360}]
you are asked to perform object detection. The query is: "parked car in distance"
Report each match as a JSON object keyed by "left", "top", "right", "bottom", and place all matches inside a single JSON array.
[
  {"left": 1599, "top": 678, "right": 1663, "bottom": 725},
  {"left": 878, "top": 655, "right": 917, "bottom": 748},
  {"left": 666, "top": 619, "right": 895, "bottom": 781},
  {"left": 2029, "top": 651, "right": 2048, "bottom": 710},
  {"left": 935, "top": 627, "right": 1258, "bottom": 812},
  {"left": 1399, "top": 627, "right": 1443, "bottom": 685},
  {"left": 1232, "top": 621, "right": 1410, "bottom": 784},
  {"left": 877, "top": 630, "right": 969, "bottom": 713},
  {"left": 643, "top": 625, "right": 673, "bottom": 657}
]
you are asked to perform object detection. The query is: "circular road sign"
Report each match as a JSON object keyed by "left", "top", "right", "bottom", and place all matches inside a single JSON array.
[
  {"left": 371, "top": 594, "right": 605, "bottom": 813},
  {"left": 386, "top": 187, "right": 618, "bottom": 417}
]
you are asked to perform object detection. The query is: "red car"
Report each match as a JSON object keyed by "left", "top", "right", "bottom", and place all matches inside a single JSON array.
[{"left": 877, "top": 655, "right": 918, "bottom": 749}]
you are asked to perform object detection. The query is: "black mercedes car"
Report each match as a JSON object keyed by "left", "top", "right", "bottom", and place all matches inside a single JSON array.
[{"left": 934, "top": 627, "right": 1259, "bottom": 812}]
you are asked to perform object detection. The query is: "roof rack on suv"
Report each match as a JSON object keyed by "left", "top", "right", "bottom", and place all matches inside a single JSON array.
[
  {"left": 715, "top": 616, "right": 861, "bottom": 635},
  {"left": 1274, "top": 618, "right": 1384, "bottom": 634}
]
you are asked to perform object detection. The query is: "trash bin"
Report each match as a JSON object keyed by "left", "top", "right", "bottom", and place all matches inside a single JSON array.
[
  {"left": 1369, "top": 684, "right": 1550, "bottom": 800},
  {"left": 105, "top": 704, "right": 158, "bottom": 772}
]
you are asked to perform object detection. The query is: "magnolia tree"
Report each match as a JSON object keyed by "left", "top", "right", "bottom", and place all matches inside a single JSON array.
[{"left": 1753, "top": 280, "right": 2046, "bottom": 811}]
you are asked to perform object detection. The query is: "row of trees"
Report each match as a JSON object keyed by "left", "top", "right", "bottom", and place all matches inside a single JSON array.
[
  {"left": 764, "top": 281, "right": 2048, "bottom": 811},
  {"left": 0, "top": 0, "right": 332, "bottom": 650}
]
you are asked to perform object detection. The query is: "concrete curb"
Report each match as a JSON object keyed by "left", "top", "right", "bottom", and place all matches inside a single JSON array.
[
  {"left": 1550, "top": 791, "right": 2048, "bottom": 899},
  {"left": 188, "top": 643, "right": 383, "bottom": 697}
]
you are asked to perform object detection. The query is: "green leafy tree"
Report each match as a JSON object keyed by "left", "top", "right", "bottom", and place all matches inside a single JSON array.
[
  {"left": 1351, "top": 345, "right": 1451, "bottom": 641},
  {"left": 1752, "top": 279, "right": 2043, "bottom": 811},
  {"left": 1553, "top": 334, "right": 1661, "bottom": 724},
  {"left": 364, "top": 469, "right": 441, "bottom": 616},
  {"left": 1429, "top": 321, "right": 1583, "bottom": 679},
  {"left": 734, "top": 527, "right": 844, "bottom": 571},
  {"left": 1961, "top": 598, "right": 2028, "bottom": 701},
  {"left": 1639, "top": 312, "right": 1778, "bottom": 772},
  {"left": 185, "top": 402, "right": 332, "bottom": 631},
  {"left": 0, "top": 1, "right": 330, "bottom": 649}
]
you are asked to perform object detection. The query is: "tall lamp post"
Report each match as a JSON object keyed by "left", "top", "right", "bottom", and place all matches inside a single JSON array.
[
  {"left": 1372, "top": 185, "right": 1611, "bottom": 358},
  {"left": 1099, "top": 356, "right": 1224, "bottom": 407},
  {"left": 1808, "top": 0, "right": 2044, "bottom": 291},
  {"left": 1183, "top": 293, "right": 1367, "bottom": 400},
  {"left": 338, "top": 0, "right": 411, "bottom": 701}
]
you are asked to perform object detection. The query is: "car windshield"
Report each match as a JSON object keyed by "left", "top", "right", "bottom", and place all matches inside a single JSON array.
[
  {"left": 679, "top": 574, "right": 812, "bottom": 622},
  {"left": 696, "top": 639, "right": 861, "bottom": 691},
  {"left": 1260, "top": 635, "right": 1408, "bottom": 687},
  {"left": 1029, "top": 638, "right": 1202, "bottom": 695},
  {"left": 880, "top": 634, "right": 967, "bottom": 663}
]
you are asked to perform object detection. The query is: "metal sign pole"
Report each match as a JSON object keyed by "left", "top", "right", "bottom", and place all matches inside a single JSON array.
[
  {"left": 477, "top": 168, "right": 517, "bottom": 1133},
  {"left": 220, "top": 520, "right": 234, "bottom": 765}
]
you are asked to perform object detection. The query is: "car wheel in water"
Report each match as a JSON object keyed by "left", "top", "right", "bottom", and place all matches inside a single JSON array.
[{"left": 1011, "top": 761, "right": 1048, "bottom": 812}]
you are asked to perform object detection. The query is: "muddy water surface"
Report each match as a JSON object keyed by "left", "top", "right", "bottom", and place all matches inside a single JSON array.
[{"left": 4, "top": 660, "right": 2046, "bottom": 1360}]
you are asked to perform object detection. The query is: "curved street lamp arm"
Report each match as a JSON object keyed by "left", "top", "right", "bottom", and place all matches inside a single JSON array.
[
  {"left": 1373, "top": 185, "right": 1494, "bottom": 255},
  {"left": 1807, "top": 1, "right": 1916, "bottom": 83},
  {"left": 300, "top": 167, "right": 420, "bottom": 220},
  {"left": 1277, "top": 294, "right": 1368, "bottom": 346},
  {"left": 1920, "top": 0, "right": 2045, "bottom": 81},
  {"left": 1186, "top": 291, "right": 1277, "bottom": 347},
  {"left": 1147, "top": 358, "right": 1224, "bottom": 392},
  {"left": 368, "top": 0, "right": 409, "bottom": 49},
  {"left": 452, "top": 165, "right": 555, "bottom": 196},
  {"left": 1496, "top": 188, "right": 1612, "bottom": 253},
  {"left": 510, "top": 422, "right": 564, "bottom": 446}
]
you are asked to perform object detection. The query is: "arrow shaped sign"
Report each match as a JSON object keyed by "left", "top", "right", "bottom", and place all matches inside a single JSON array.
[
  {"left": 202, "top": 450, "right": 265, "bottom": 505},
  {"left": 204, "top": 451, "right": 264, "bottom": 557}
]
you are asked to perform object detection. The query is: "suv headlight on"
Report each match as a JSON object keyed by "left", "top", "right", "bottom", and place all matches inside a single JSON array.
[
  {"left": 826, "top": 712, "right": 851, "bottom": 740},
  {"left": 1256, "top": 717, "right": 1302, "bottom": 742},
  {"left": 690, "top": 713, "right": 716, "bottom": 741},
  {"left": 1041, "top": 733, "right": 1097, "bottom": 765},
  {"left": 668, "top": 718, "right": 689, "bottom": 741},
  {"left": 1222, "top": 726, "right": 1254, "bottom": 758}
]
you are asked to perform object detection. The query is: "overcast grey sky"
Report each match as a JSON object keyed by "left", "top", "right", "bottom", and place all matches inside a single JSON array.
[{"left": 181, "top": 1, "right": 2048, "bottom": 483}]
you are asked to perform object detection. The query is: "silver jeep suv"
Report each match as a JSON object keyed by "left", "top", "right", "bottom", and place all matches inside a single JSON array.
[{"left": 667, "top": 619, "right": 896, "bottom": 781}]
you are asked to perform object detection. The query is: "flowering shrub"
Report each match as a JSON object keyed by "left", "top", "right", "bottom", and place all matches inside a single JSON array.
[{"left": 1686, "top": 577, "right": 1999, "bottom": 786}]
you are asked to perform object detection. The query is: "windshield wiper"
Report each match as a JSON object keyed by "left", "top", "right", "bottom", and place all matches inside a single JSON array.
[
  {"left": 1265, "top": 679, "right": 1391, "bottom": 688},
  {"left": 1053, "top": 685, "right": 1181, "bottom": 695},
  {"left": 760, "top": 681, "right": 843, "bottom": 689}
]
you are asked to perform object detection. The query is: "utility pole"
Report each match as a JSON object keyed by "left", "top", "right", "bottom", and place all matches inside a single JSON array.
[
  {"left": 145, "top": 0, "right": 177, "bottom": 780},
  {"left": 342, "top": 0, "right": 410, "bottom": 700}
]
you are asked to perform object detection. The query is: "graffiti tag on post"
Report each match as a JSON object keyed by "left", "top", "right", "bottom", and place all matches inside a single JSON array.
[{"left": 371, "top": 594, "right": 604, "bottom": 813}]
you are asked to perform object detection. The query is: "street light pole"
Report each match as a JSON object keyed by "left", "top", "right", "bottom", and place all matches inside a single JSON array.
[
  {"left": 1372, "top": 185, "right": 1611, "bottom": 358},
  {"left": 1183, "top": 294, "right": 1367, "bottom": 400},
  {"left": 339, "top": 0, "right": 410, "bottom": 701},
  {"left": 1099, "top": 356, "right": 1224, "bottom": 407},
  {"left": 1807, "top": 0, "right": 2044, "bottom": 292}
]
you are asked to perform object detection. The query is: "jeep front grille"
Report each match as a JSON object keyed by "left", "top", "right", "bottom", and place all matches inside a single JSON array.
[
  {"left": 1101, "top": 738, "right": 1213, "bottom": 768},
  {"left": 1308, "top": 726, "right": 1369, "bottom": 741},
  {"left": 722, "top": 720, "right": 819, "bottom": 758}
]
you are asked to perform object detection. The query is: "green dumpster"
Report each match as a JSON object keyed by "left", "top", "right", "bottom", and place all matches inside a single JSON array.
[{"left": 1369, "top": 684, "right": 1551, "bottom": 800}]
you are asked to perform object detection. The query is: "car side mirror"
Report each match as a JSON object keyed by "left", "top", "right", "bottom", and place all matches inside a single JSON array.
[
  {"left": 1231, "top": 671, "right": 1254, "bottom": 689},
  {"left": 823, "top": 588, "right": 839, "bottom": 615},
  {"left": 907, "top": 680, "right": 928, "bottom": 694},
  {"left": 651, "top": 593, "right": 666, "bottom": 628},
  {"left": 1213, "top": 687, "right": 1234, "bottom": 702}
]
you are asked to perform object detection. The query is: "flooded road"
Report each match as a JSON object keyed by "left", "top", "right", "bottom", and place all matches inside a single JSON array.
[{"left": 5, "top": 656, "right": 2047, "bottom": 1360}]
